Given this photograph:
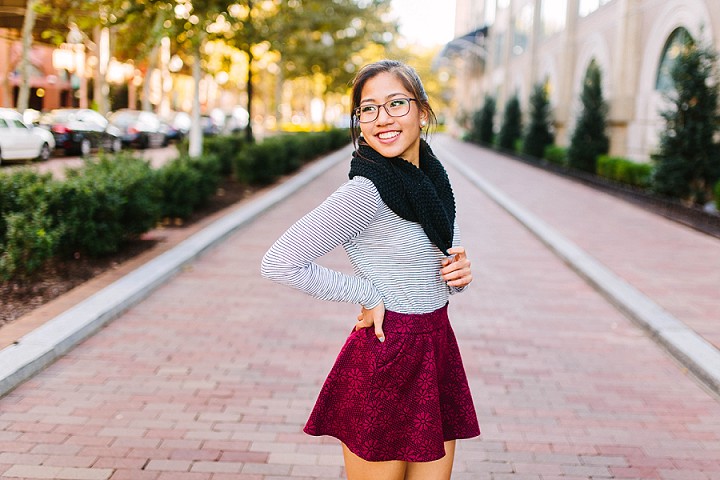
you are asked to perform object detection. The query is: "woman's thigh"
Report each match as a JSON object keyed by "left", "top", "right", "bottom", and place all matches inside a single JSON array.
[
  {"left": 405, "top": 440, "right": 456, "bottom": 480},
  {"left": 342, "top": 443, "right": 407, "bottom": 480}
]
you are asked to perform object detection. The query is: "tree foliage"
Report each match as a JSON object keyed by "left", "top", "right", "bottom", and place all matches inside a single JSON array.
[
  {"left": 522, "top": 83, "right": 554, "bottom": 159},
  {"left": 652, "top": 41, "right": 720, "bottom": 204},
  {"left": 567, "top": 60, "right": 609, "bottom": 173},
  {"left": 274, "top": 0, "right": 396, "bottom": 94},
  {"left": 468, "top": 95, "right": 495, "bottom": 146},
  {"left": 497, "top": 94, "right": 522, "bottom": 151}
]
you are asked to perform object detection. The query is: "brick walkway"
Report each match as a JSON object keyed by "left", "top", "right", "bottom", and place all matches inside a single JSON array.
[{"left": 1, "top": 136, "right": 719, "bottom": 479}]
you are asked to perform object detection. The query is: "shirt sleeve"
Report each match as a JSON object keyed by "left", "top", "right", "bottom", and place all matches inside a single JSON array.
[
  {"left": 261, "top": 176, "right": 383, "bottom": 308},
  {"left": 448, "top": 218, "right": 468, "bottom": 295}
]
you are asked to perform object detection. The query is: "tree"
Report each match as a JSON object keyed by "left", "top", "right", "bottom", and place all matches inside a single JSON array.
[
  {"left": 468, "top": 95, "right": 495, "bottom": 146},
  {"left": 497, "top": 94, "right": 522, "bottom": 151},
  {"left": 37, "top": 0, "right": 117, "bottom": 113},
  {"left": 652, "top": 41, "right": 720, "bottom": 204},
  {"left": 522, "top": 83, "right": 554, "bottom": 159},
  {"left": 273, "top": 0, "right": 396, "bottom": 125},
  {"left": 478, "top": 95, "right": 496, "bottom": 145},
  {"left": 16, "top": 0, "right": 39, "bottom": 112},
  {"left": 567, "top": 60, "right": 609, "bottom": 173}
]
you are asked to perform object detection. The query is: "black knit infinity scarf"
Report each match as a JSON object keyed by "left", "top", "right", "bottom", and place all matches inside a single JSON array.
[{"left": 349, "top": 139, "right": 456, "bottom": 255}]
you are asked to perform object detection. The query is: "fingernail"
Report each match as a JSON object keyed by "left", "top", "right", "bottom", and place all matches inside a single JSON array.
[{"left": 378, "top": 336, "right": 385, "bottom": 343}]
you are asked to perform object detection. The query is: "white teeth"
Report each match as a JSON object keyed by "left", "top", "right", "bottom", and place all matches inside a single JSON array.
[{"left": 378, "top": 131, "right": 400, "bottom": 140}]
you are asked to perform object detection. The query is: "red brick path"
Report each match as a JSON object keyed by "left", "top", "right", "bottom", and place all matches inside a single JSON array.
[{"left": 1, "top": 136, "right": 718, "bottom": 479}]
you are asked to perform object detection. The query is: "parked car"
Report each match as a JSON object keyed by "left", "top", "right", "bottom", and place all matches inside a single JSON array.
[
  {"left": 223, "top": 106, "right": 250, "bottom": 134},
  {"left": 38, "top": 108, "right": 122, "bottom": 156},
  {"left": 200, "top": 115, "right": 222, "bottom": 136},
  {"left": 0, "top": 108, "right": 54, "bottom": 164},
  {"left": 161, "top": 111, "right": 191, "bottom": 142},
  {"left": 108, "top": 109, "right": 166, "bottom": 149}
]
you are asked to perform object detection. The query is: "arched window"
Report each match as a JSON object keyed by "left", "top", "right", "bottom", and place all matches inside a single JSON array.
[{"left": 656, "top": 27, "right": 694, "bottom": 92}]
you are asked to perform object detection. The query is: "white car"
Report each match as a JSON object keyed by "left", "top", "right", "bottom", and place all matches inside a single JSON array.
[{"left": 0, "top": 108, "right": 54, "bottom": 164}]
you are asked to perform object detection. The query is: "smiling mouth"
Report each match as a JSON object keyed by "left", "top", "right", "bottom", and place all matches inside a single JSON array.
[{"left": 377, "top": 131, "right": 400, "bottom": 140}]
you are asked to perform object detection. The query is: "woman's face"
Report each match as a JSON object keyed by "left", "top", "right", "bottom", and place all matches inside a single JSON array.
[{"left": 358, "top": 71, "right": 427, "bottom": 165}]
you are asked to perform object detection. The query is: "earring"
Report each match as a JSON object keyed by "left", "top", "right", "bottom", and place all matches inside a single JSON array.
[{"left": 421, "top": 120, "right": 427, "bottom": 127}]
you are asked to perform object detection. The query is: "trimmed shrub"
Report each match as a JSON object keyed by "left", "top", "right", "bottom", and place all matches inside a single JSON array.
[
  {"left": 522, "top": 83, "right": 554, "bottom": 159},
  {"left": 653, "top": 41, "right": 720, "bottom": 203},
  {"left": 0, "top": 206, "right": 63, "bottom": 280},
  {"left": 233, "top": 130, "right": 346, "bottom": 187},
  {"left": 497, "top": 95, "right": 523, "bottom": 151},
  {"left": 567, "top": 60, "right": 609, "bottom": 173},
  {"left": 203, "top": 134, "right": 246, "bottom": 175},
  {"left": 715, "top": 180, "right": 720, "bottom": 211},
  {"left": 48, "top": 154, "right": 162, "bottom": 256},
  {"left": 156, "top": 153, "right": 222, "bottom": 219},
  {"left": 327, "top": 128, "right": 351, "bottom": 150},
  {"left": 468, "top": 96, "right": 496, "bottom": 146},
  {"left": 544, "top": 145, "right": 568, "bottom": 166},
  {"left": 0, "top": 170, "right": 63, "bottom": 280},
  {"left": 597, "top": 155, "right": 653, "bottom": 188}
]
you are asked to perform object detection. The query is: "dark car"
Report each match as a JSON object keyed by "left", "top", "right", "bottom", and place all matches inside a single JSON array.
[
  {"left": 38, "top": 108, "right": 122, "bottom": 157},
  {"left": 108, "top": 109, "right": 167, "bottom": 149}
]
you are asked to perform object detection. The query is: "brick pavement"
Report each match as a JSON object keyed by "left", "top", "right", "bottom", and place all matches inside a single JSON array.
[
  {"left": 435, "top": 136, "right": 720, "bottom": 351},
  {"left": 1, "top": 136, "right": 719, "bottom": 479}
]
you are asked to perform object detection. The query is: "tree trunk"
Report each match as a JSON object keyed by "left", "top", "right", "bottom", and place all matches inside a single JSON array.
[
  {"left": 17, "top": 0, "right": 37, "bottom": 112},
  {"left": 188, "top": 46, "right": 203, "bottom": 158},
  {"left": 93, "top": 26, "right": 110, "bottom": 115},
  {"left": 142, "top": 43, "right": 160, "bottom": 112},
  {"left": 246, "top": 51, "right": 254, "bottom": 143}
]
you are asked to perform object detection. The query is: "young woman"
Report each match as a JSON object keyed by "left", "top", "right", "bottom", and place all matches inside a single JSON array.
[{"left": 261, "top": 59, "right": 480, "bottom": 480}]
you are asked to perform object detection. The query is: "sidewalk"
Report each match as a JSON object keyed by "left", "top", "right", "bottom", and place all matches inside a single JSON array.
[{"left": 0, "top": 136, "right": 719, "bottom": 480}]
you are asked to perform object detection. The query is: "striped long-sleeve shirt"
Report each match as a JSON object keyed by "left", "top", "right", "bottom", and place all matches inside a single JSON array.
[{"left": 261, "top": 176, "right": 466, "bottom": 314}]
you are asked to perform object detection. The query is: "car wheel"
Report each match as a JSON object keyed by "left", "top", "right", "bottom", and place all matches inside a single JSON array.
[
  {"left": 37, "top": 143, "right": 51, "bottom": 162},
  {"left": 112, "top": 138, "right": 122, "bottom": 153},
  {"left": 80, "top": 138, "right": 92, "bottom": 157}
]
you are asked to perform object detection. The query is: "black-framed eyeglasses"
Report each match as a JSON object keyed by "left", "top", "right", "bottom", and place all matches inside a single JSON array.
[{"left": 354, "top": 98, "right": 417, "bottom": 123}]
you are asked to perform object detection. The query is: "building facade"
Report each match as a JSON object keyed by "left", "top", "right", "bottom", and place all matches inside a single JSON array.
[{"left": 447, "top": 0, "right": 720, "bottom": 161}]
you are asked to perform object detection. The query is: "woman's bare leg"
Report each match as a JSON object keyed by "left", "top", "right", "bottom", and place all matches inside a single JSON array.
[
  {"left": 342, "top": 443, "right": 407, "bottom": 480},
  {"left": 404, "top": 440, "right": 456, "bottom": 480}
]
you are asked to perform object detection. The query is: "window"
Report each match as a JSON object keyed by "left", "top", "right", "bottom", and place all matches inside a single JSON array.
[
  {"left": 10, "top": 119, "right": 28, "bottom": 130},
  {"left": 579, "top": 0, "right": 612, "bottom": 17},
  {"left": 542, "top": 0, "right": 567, "bottom": 36},
  {"left": 656, "top": 27, "right": 694, "bottom": 92},
  {"left": 512, "top": 4, "right": 533, "bottom": 55}
]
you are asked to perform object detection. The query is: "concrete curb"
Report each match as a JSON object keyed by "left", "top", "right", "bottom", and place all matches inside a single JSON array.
[
  {"left": 0, "top": 145, "right": 353, "bottom": 398},
  {"left": 439, "top": 145, "right": 720, "bottom": 396}
]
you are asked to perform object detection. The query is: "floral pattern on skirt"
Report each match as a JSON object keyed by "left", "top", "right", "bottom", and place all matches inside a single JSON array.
[{"left": 304, "top": 303, "right": 480, "bottom": 462}]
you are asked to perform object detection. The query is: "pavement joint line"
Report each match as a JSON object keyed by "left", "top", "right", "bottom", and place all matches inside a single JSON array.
[
  {"left": 0, "top": 144, "right": 354, "bottom": 399},
  {"left": 438, "top": 144, "right": 720, "bottom": 396}
]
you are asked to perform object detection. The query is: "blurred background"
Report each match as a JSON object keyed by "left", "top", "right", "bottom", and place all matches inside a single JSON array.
[{"left": 0, "top": 0, "right": 719, "bottom": 178}]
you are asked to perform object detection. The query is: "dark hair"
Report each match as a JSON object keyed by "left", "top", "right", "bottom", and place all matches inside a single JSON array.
[{"left": 350, "top": 59, "right": 437, "bottom": 147}]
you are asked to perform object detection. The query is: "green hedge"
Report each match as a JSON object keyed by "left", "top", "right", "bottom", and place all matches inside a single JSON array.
[
  {"left": 715, "top": 180, "right": 720, "bottom": 211},
  {"left": 0, "top": 171, "right": 62, "bottom": 280},
  {"left": 51, "top": 154, "right": 163, "bottom": 257},
  {"left": 233, "top": 129, "right": 348, "bottom": 186},
  {"left": 0, "top": 129, "right": 349, "bottom": 281},
  {"left": 544, "top": 145, "right": 568, "bottom": 166},
  {"left": 597, "top": 155, "right": 653, "bottom": 188},
  {"left": 156, "top": 153, "right": 222, "bottom": 219}
]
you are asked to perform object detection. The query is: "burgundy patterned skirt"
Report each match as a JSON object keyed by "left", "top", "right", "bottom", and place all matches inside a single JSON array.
[{"left": 304, "top": 303, "right": 480, "bottom": 462}]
